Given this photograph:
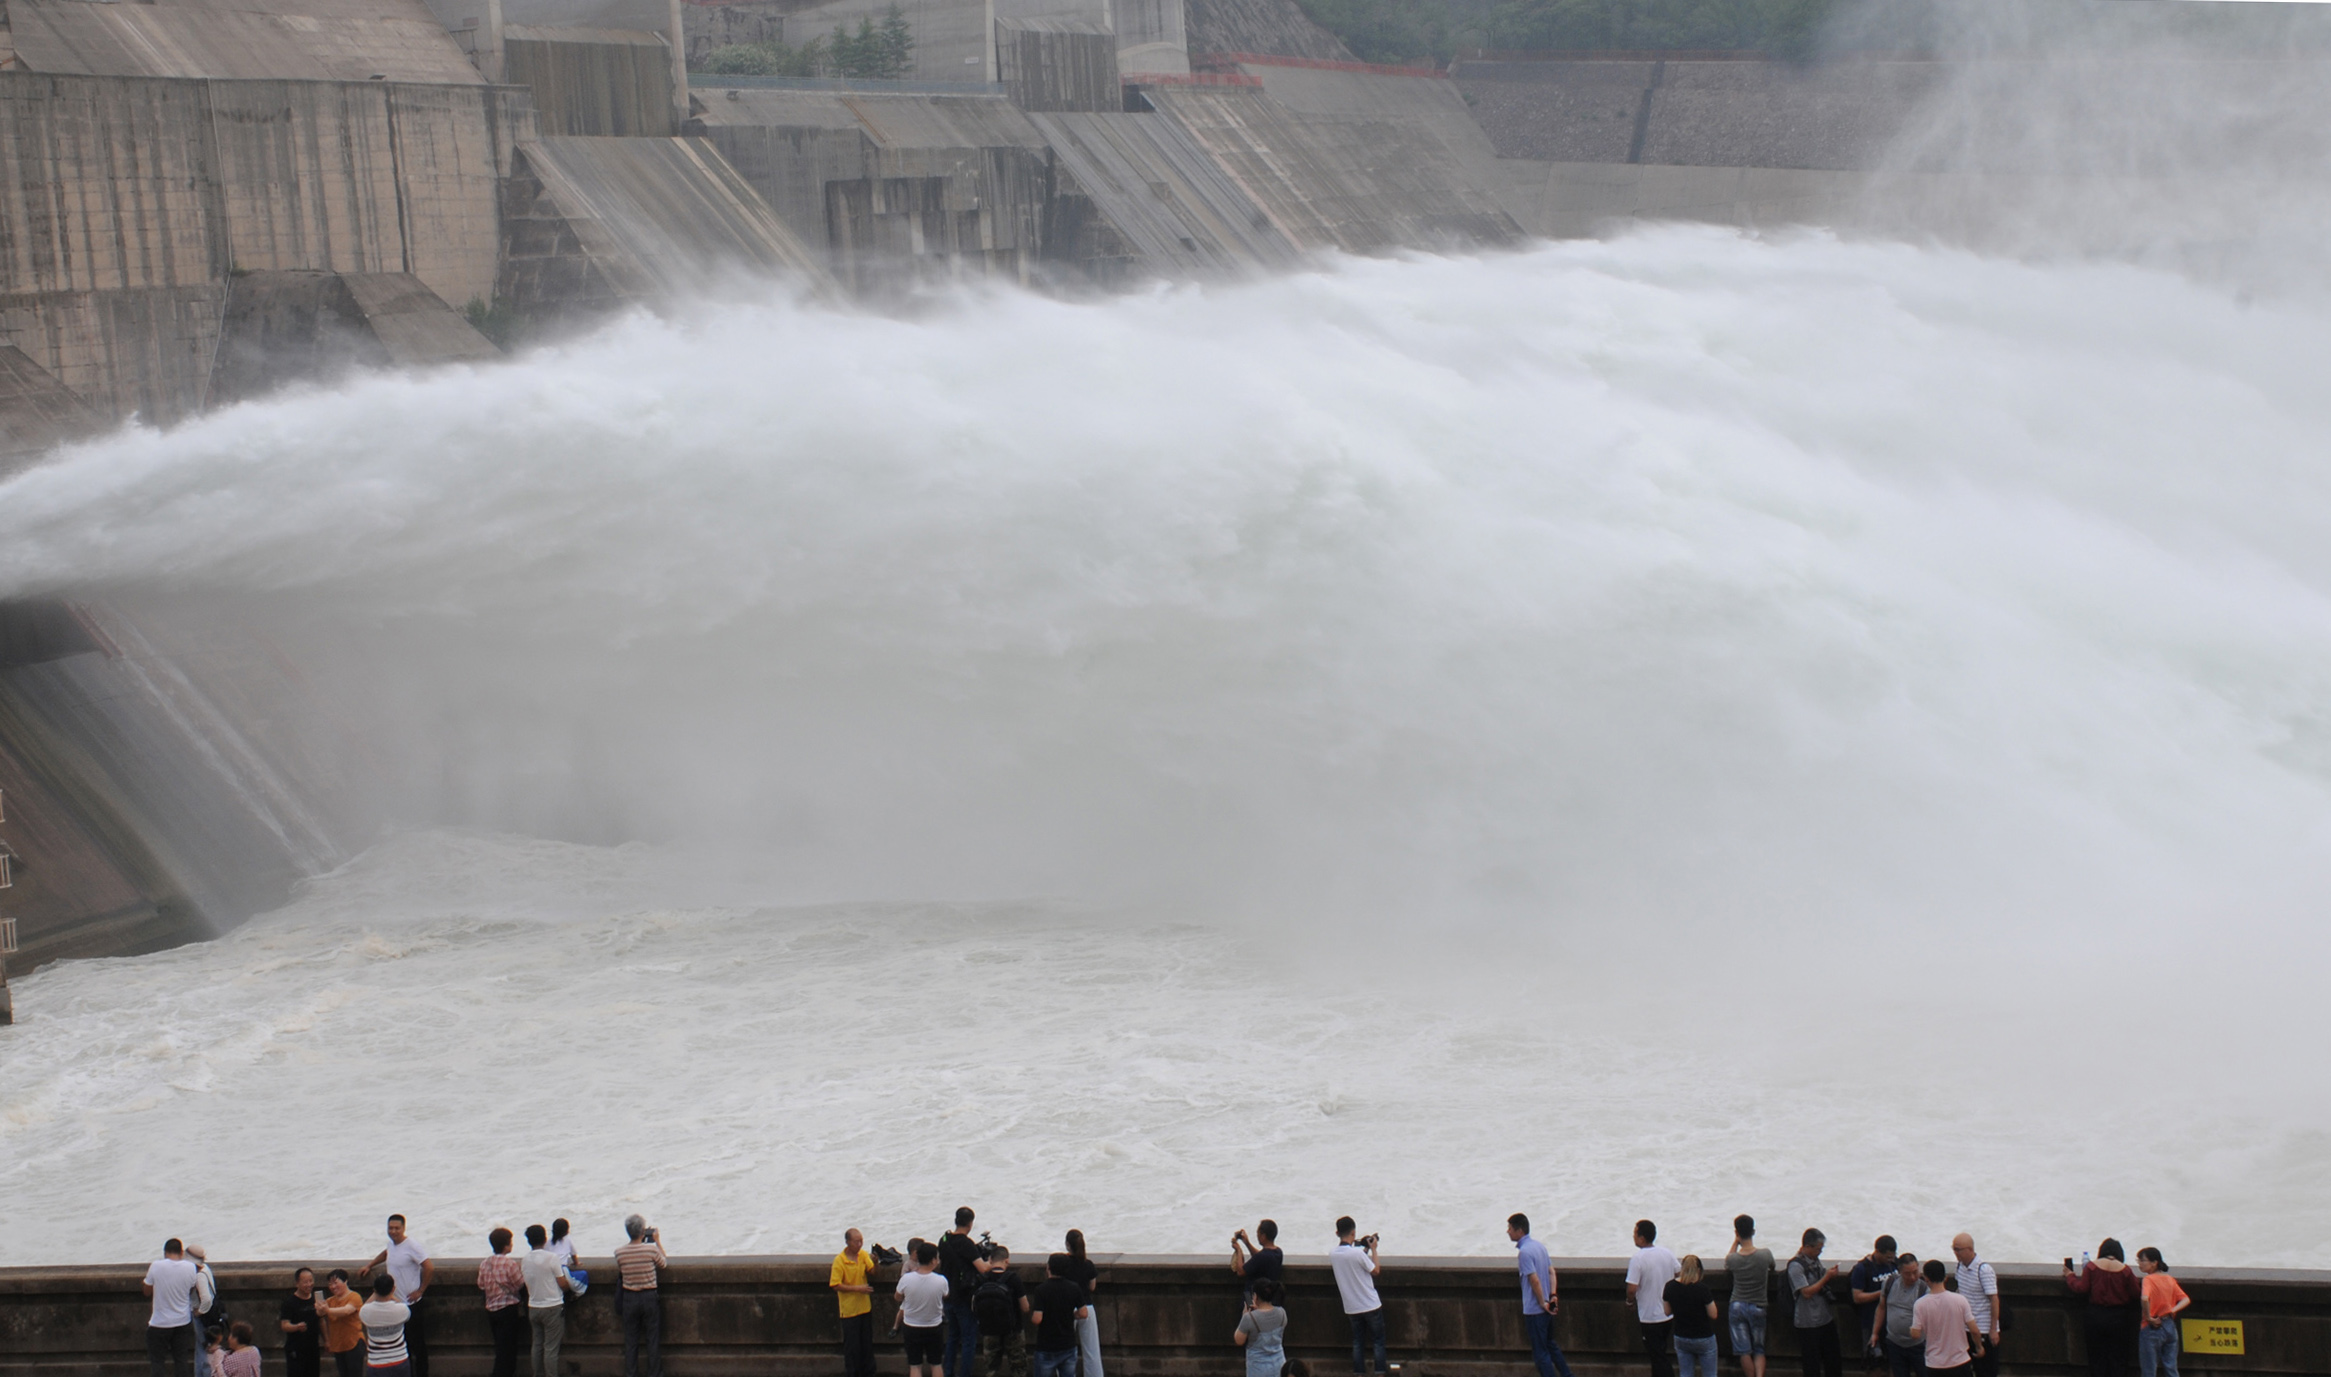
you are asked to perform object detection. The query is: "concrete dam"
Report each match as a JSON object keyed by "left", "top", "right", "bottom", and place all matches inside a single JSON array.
[
  {"left": 4, "top": 0, "right": 2330, "bottom": 998},
  {"left": 2, "top": 21, "right": 2331, "bottom": 1377}
]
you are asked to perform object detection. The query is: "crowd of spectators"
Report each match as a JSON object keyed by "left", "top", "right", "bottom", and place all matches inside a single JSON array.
[{"left": 138, "top": 1208, "right": 2195, "bottom": 1377}]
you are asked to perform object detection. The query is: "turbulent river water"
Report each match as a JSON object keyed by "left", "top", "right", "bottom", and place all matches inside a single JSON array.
[{"left": 2, "top": 231, "right": 2328, "bottom": 1268}]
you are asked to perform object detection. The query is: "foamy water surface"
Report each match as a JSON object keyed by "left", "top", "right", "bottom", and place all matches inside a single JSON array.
[{"left": 1, "top": 233, "right": 2327, "bottom": 1268}]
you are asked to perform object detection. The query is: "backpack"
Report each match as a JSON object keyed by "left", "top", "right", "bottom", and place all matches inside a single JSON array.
[{"left": 972, "top": 1274, "right": 1018, "bottom": 1334}]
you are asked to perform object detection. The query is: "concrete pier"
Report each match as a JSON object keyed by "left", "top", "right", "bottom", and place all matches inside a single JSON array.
[{"left": 0, "top": 1255, "right": 2321, "bottom": 1377}]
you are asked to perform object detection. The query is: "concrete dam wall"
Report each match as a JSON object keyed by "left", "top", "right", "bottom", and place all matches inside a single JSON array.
[{"left": 0, "top": 1255, "right": 2323, "bottom": 1377}]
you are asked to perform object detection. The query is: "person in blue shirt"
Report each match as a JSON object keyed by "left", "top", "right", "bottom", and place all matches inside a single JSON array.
[{"left": 1506, "top": 1214, "right": 1575, "bottom": 1377}]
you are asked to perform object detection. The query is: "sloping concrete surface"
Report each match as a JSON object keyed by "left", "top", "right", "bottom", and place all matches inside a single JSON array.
[
  {"left": 1026, "top": 108, "right": 1301, "bottom": 273},
  {"left": 519, "top": 135, "right": 829, "bottom": 296},
  {"left": 0, "top": 346, "right": 101, "bottom": 471},
  {"left": 206, "top": 269, "right": 497, "bottom": 406},
  {"left": 341, "top": 272, "right": 503, "bottom": 366},
  {"left": 1184, "top": 0, "right": 1354, "bottom": 63},
  {"left": 1148, "top": 84, "right": 1522, "bottom": 252}
]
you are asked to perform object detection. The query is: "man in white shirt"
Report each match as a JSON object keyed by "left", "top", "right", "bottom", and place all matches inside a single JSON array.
[
  {"left": 143, "top": 1239, "right": 200, "bottom": 1377},
  {"left": 520, "top": 1224, "right": 575, "bottom": 1377},
  {"left": 1625, "top": 1220, "right": 1681, "bottom": 1377},
  {"left": 361, "top": 1216, "right": 435, "bottom": 1377},
  {"left": 893, "top": 1241, "right": 951, "bottom": 1377},
  {"left": 1329, "top": 1217, "right": 1386, "bottom": 1375}
]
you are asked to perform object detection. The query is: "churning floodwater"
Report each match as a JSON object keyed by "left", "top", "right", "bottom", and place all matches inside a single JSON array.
[{"left": 2, "top": 231, "right": 2329, "bottom": 1268}]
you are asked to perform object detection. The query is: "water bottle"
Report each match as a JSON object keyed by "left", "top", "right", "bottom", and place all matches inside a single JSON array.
[{"left": 2078, "top": 1251, "right": 2091, "bottom": 1275}]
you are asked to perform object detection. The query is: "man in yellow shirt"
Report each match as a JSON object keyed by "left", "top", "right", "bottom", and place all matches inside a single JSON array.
[{"left": 832, "top": 1229, "right": 881, "bottom": 1377}]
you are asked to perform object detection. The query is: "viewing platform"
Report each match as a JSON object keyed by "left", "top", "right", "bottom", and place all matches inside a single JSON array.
[{"left": 0, "top": 1255, "right": 2319, "bottom": 1377}]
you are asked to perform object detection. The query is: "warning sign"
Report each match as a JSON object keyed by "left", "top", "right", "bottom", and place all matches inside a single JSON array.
[{"left": 2181, "top": 1319, "right": 2244, "bottom": 1355}]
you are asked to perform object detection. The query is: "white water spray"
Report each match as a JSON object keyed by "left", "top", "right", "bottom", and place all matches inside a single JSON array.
[{"left": 1, "top": 233, "right": 2327, "bottom": 1266}]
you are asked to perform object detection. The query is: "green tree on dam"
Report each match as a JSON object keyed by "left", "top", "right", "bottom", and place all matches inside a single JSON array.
[{"left": 694, "top": 2, "right": 914, "bottom": 78}]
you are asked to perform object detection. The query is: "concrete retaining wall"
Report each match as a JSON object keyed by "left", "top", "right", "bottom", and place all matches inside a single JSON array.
[
  {"left": 504, "top": 27, "right": 679, "bottom": 137},
  {"left": 997, "top": 19, "right": 1122, "bottom": 113},
  {"left": 5, "top": 0, "right": 487, "bottom": 87},
  {"left": 695, "top": 89, "right": 1055, "bottom": 286},
  {"left": 0, "top": 72, "right": 522, "bottom": 423},
  {"left": 1, "top": 1255, "right": 2324, "bottom": 1377}
]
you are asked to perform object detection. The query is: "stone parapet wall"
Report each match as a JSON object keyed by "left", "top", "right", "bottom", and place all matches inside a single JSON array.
[{"left": 2, "top": 1256, "right": 2324, "bottom": 1377}]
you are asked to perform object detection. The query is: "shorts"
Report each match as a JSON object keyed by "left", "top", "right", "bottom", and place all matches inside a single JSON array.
[
  {"left": 1728, "top": 1302, "right": 1767, "bottom": 1357},
  {"left": 902, "top": 1325, "right": 944, "bottom": 1365}
]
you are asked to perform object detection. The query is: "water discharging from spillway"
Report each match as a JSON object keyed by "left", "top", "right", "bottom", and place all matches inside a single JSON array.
[{"left": 2, "top": 233, "right": 2329, "bottom": 1267}]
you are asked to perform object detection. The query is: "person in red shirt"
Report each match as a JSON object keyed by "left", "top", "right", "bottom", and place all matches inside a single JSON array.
[{"left": 2065, "top": 1240, "right": 2142, "bottom": 1377}]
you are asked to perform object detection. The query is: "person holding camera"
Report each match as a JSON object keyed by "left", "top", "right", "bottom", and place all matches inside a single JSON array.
[
  {"left": 1232, "top": 1222, "right": 1283, "bottom": 1304},
  {"left": 1787, "top": 1230, "right": 1843, "bottom": 1377},
  {"left": 938, "top": 1209, "right": 991, "bottom": 1377},
  {"left": 1329, "top": 1219, "right": 1386, "bottom": 1375},
  {"left": 613, "top": 1216, "right": 668, "bottom": 1377}
]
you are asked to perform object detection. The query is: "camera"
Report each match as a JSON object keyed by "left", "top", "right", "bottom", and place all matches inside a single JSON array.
[
  {"left": 1360, "top": 1234, "right": 1380, "bottom": 1250},
  {"left": 645, "top": 1228, "right": 658, "bottom": 1243},
  {"left": 975, "top": 1231, "right": 998, "bottom": 1261}
]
